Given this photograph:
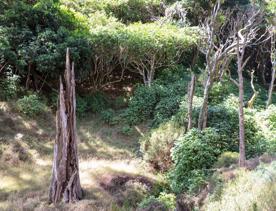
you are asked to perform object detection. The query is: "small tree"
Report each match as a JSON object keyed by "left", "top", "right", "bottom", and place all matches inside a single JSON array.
[
  {"left": 198, "top": 0, "right": 237, "bottom": 130},
  {"left": 198, "top": 0, "right": 264, "bottom": 130},
  {"left": 49, "top": 48, "right": 82, "bottom": 203},
  {"left": 231, "top": 8, "right": 263, "bottom": 167}
]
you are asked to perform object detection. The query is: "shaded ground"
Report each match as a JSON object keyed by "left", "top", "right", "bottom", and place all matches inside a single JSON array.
[{"left": 0, "top": 101, "right": 157, "bottom": 210}]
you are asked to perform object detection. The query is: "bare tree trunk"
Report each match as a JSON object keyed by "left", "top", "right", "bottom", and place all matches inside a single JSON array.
[
  {"left": 236, "top": 33, "right": 248, "bottom": 168},
  {"left": 49, "top": 48, "right": 82, "bottom": 204},
  {"left": 187, "top": 74, "right": 196, "bottom": 131},
  {"left": 267, "top": 29, "right": 276, "bottom": 108},
  {"left": 237, "top": 61, "right": 246, "bottom": 167},
  {"left": 198, "top": 74, "right": 212, "bottom": 130}
]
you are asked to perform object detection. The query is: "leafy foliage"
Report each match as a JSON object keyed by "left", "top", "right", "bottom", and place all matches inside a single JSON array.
[
  {"left": 169, "top": 128, "right": 225, "bottom": 193},
  {"left": 140, "top": 121, "right": 183, "bottom": 172},
  {"left": 0, "top": 71, "right": 20, "bottom": 100},
  {"left": 214, "top": 152, "right": 239, "bottom": 168},
  {"left": 138, "top": 192, "right": 176, "bottom": 210},
  {"left": 16, "top": 94, "right": 47, "bottom": 117}
]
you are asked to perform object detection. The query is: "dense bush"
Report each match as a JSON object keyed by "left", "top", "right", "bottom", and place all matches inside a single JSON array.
[
  {"left": 120, "top": 125, "right": 134, "bottom": 136},
  {"left": 76, "top": 95, "right": 88, "bottom": 117},
  {"left": 0, "top": 71, "right": 20, "bottom": 100},
  {"left": 140, "top": 120, "right": 183, "bottom": 172},
  {"left": 214, "top": 152, "right": 239, "bottom": 168},
  {"left": 209, "top": 82, "right": 231, "bottom": 105},
  {"left": 207, "top": 105, "right": 267, "bottom": 158},
  {"left": 100, "top": 109, "right": 120, "bottom": 125},
  {"left": 124, "top": 84, "right": 166, "bottom": 124},
  {"left": 124, "top": 75, "right": 191, "bottom": 126},
  {"left": 16, "top": 94, "right": 47, "bottom": 117},
  {"left": 255, "top": 105, "right": 276, "bottom": 155},
  {"left": 61, "top": 0, "right": 164, "bottom": 23},
  {"left": 138, "top": 192, "right": 176, "bottom": 210},
  {"left": 169, "top": 128, "right": 225, "bottom": 194},
  {"left": 76, "top": 92, "right": 109, "bottom": 116}
]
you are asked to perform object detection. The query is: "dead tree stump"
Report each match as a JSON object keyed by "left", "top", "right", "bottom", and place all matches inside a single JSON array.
[{"left": 49, "top": 48, "right": 82, "bottom": 203}]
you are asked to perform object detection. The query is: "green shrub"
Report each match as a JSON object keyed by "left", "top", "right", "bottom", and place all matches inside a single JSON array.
[
  {"left": 169, "top": 128, "right": 226, "bottom": 193},
  {"left": 138, "top": 196, "right": 161, "bottom": 209},
  {"left": 83, "top": 92, "right": 109, "bottom": 113},
  {"left": 140, "top": 120, "right": 183, "bottom": 172},
  {"left": 268, "top": 105, "right": 276, "bottom": 130},
  {"left": 121, "top": 125, "right": 133, "bottom": 136},
  {"left": 138, "top": 192, "right": 176, "bottom": 210},
  {"left": 104, "top": 0, "right": 164, "bottom": 23},
  {"left": 207, "top": 105, "right": 267, "bottom": 158},
  {"left": 186, "top": 169, "right": 207, "bottom": 194},
  {"left": 125, "top": 78, "right": 191, "bottom": 126},
  {"left": 112, "top": 96, "right": 128, "bottom": 109},
  {"left": 152, "top": 95, "right": 182, "bottom": 127},
  {"left": 209, "top": 82, "right": 230, "bottom": 105},
  {"left": 124, "top": 84, "right": 166, "bottom": 125},
  {"left": 0, "top": 72, "right": 20, "bottom": 100},
  {"left": 214, "top": 152, "right": 239, "bottom": 168},
  {"left": 157, "top": 192, "right": 176, "bottom": 210},
  {"left": 76, "top": 92, "right": 109, "bottom": 117},
  {"left": 16, "top": 94, "right": 47, "bottom": 117},
  {"left": 255, "top": 105, "right": 276, "bottom": 155},
  {"left": 76, "top": 95, "right": 88, "bottom": 117},
  {"left": 100, "top": 109, "right": 120, "bottom": 125}
]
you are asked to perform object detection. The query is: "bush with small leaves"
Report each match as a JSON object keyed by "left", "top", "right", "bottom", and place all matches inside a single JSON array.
[
  {"left": 124, "top": 84, "right": 166, "bottom": 125},
  {"left": 76, "top": 96, "right": 88, "bottom": 117},
  {"left": 169, "top": 128, "right": 226, "bottom": 194},
  {"left": 121, "top": 125, "right": 133, "bottom": 136},
  {"left": 0, "top": 72, "right": 20, "bottom": 100},
  {"left": 16, "top": 94, "right": 47, "bottom": 117},
  {"left": 100, "top": 109, "right": 120, "bottom": 125},
  {"left": 214, "top": 152, "right": 239, "bottom": 168},
  {"left": 140, "top": 120, "right": 183, "bottom": 172},
  {"left": 138, "top": 192, "right": 176, "bottom": 211}
]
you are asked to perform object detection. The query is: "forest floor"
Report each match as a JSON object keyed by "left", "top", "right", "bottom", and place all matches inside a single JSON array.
[{"left": 0, "top": 101, "right": 159, "bottom": 211}]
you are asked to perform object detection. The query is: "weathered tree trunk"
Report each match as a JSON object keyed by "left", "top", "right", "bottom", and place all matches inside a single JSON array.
[
  {"left": 198, "top": 74, "right": 212, "bottom": 130},
  {"left": 267, "top": 28, "right": 276, "bottom": 108},
  {"left": 236, "top": 35, "right": 247, "bottom": 168},
  {"left": 187, "top": 74, "right": 196, "bottom": 131},
  {"left": 238, "top": 63, "right": 246, "bottom": 167},
  {"left": 49, "top": 48, "right": 82, "bottom": 204}
]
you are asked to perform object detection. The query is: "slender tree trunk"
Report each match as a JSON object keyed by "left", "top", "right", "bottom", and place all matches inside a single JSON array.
[
  {"left": 49, "top": 48, "right": 82, "bottom": 204},
  {"left": 267, "top": 29, "right": 276, "bottom": 108},
  {"left": 198, "top": 74, "right": 212, "bottom": 130},
  {"left": 238, "top": 64, "right": 246, "bottom": 167},
  {"left": 25, "top": 62, "right": 31, "bottom": 89},
  {"left": 187, "top": 74, "right": 196, "bottom": 131},
  {"left": 236, "top": 33, "right": 247, "bottom": 167}
]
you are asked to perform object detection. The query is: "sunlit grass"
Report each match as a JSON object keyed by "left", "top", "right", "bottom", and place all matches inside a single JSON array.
[
  {"left": 205, "top": 162, "right": 276, "bottom": 211},
  {"left": 0, "top": 103, "right": 155, "bottom": 210}
]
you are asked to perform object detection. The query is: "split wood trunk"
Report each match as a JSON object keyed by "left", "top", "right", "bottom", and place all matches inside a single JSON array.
[{"left": 49, "top": 48, "right": 82, "bottom": 203}]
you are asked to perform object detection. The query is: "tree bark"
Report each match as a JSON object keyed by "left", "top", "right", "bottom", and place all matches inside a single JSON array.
[
  {"left": 238, "top": 62, "right": 246, "bottom": 167},
  {"left": 49, "top": 48, "right": 82, "bottom": 204},
  {"left": 187, "top": 74, "right": 196, "bottom": 131},
  {"left": 198, "top": 74, "right": 212, "bottom": 130},
  {"left": 237, "top": 35, "right": 247, "bottom": 168},
  {"left": 267, "top": 28, "right": 276, "bottom": 108}
]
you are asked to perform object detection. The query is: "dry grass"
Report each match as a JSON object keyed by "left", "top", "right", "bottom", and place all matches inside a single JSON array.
[
  {"left": 204, "top": 162, "right": 276, "bottom": 211},
  {"left": 0, "top": 102, "right": 157, "bottom": 210}
]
